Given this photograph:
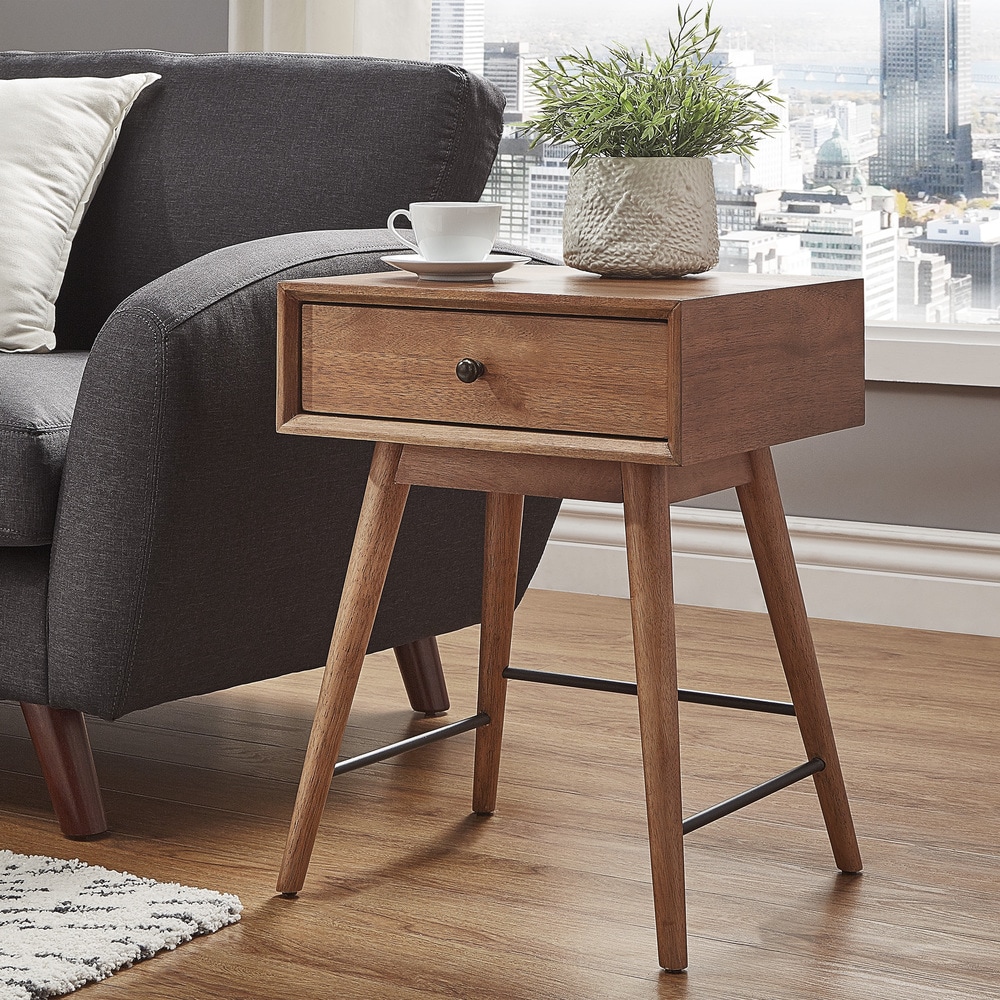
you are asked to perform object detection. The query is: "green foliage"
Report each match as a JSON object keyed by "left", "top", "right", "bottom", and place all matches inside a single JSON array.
[{"left": 523, "top": 2, "right": 783, "bottom": 168}]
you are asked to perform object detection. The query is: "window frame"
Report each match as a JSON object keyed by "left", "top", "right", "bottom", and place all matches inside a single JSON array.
[{"left": 865, "top": 322, "right": 1000, "bottom": 386}]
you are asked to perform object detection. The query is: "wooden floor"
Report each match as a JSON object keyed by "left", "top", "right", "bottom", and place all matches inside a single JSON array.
[{"left": 2, "top": 589, "right": 999, "bottom": 999}]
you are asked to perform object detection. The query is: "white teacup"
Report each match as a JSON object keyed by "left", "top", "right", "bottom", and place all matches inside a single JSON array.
[{"left": 387, "top": 201, "right": 502, "bottom": 262}]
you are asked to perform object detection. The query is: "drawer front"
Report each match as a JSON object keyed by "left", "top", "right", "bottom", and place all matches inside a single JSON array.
[{"left": 300, "top": 304, "right": 674, "bottom": 439}]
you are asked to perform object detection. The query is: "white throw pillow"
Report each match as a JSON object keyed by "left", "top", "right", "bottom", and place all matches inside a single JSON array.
[{"left": 0, "top": 72, "right": 160, "bottom": 353}]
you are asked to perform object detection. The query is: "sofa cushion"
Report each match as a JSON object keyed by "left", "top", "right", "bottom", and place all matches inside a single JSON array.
[
  {"left": 0, "top": 352, "right": 89, "bottom": 545},
  {"left": 0, "top": 73, "right": 160, "bottom": 352}
]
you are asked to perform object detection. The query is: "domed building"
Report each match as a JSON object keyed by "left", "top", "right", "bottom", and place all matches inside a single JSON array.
[{"left": 812, "top": 123, "right": 866, "bottom": 195}]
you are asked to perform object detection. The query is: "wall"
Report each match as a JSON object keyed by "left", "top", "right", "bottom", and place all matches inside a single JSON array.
[
  {"left": 535, "top": 379, "right": 1000, "bottom": 637},
  {"left": 690, "top": 381, "right": 1000, "bottom": 534},
  {"left": 0, "top": 0, "right": 229, "bottom": 52}
]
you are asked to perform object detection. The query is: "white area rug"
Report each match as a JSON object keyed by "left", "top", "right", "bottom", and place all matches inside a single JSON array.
[{"left": 0, "top": 851, "right": 242, "bottom": 1000}]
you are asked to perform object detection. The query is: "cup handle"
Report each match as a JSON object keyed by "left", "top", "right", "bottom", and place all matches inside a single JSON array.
[{"left": 387, "top": 209, "right": 420, "bottom": 254}]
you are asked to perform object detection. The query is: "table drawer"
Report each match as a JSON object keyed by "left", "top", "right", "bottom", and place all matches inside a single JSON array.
[{"left": 300, "top": 304, "right": 674, "bottom": 439}]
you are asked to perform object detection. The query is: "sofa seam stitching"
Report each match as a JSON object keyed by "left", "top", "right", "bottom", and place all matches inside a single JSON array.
[
  {"left": 0, "top": 426, "right": 73, "bottom": 435},
  {"left": 106, "top": 308, "right": 167, "bottom": 718},
  {"left": 428, "top": 67, "right": 467, "bottom": 201}
]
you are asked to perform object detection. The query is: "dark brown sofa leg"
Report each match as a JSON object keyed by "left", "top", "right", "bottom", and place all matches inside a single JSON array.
[
  {"left": 393, "top": 636, "right": 450, "bottom": 716},
  {"left": 20, "top": 703, "right": 108, "bottom": 838}
]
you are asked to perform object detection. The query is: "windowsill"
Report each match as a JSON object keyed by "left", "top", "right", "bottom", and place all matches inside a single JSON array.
[{"left": 865, "top": 322, "right": 1000, "bottom": 387}]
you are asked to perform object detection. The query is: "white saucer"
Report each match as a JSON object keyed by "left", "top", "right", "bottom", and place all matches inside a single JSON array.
[{"left": 381, "top": 253, "right": 531, "bottom": 282}]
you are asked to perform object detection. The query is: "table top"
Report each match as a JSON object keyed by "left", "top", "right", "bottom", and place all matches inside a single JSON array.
[
  {"left": 277, "top": 266, "right": 865, "bottom": 466},
  {"left": 281, "top": 263, "right": 862, "bottom": 320}
]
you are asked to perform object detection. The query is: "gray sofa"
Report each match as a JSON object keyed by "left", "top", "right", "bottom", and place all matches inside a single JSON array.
[{"left": 0, "top": 50, "right": 560, "bottom": 836}]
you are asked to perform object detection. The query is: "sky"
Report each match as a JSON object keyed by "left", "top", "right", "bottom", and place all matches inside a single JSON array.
[{"left": 483, "top": 0, "right": 1000, "bottom": 66}]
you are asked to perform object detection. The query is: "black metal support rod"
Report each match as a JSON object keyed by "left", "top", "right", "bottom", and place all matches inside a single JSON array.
[
  {"left": 682, "top": 757, "right": 826, "bottom": 835},
  {"left": 678, "top": 688, "right": 796, "bottom": 716},
  {"left": 503, "top": 666, "right": 637, "bottom": 695},
  {"left": 332, "top": 712, "right": 490, "bottom": 777},
  {"left": 501, "top": 667, "right": 795, "bottom": 715}
]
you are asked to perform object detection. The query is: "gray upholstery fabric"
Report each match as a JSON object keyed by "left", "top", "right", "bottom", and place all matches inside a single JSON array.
[
  {"left": 0, "top": 546, "right": 50, "bottom": 703},
  {"left": 0, "top": 353, "right": 89, "bottom": 545},
  {"left": 47, "top": 232, "right": 560, "bottom": 718},
  {"left": 0, "top": 50, "right": 504, "bottom": 350}
]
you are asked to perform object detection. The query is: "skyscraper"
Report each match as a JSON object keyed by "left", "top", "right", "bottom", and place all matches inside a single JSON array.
[
  {"left": 430, "top": 0, "right": 485, "bottom": 77},
  {"left": 707, "top": 49, "right": 802, "bottom": 194},
  {"left": 870, "top": 0, "right": 982, "bottom": 198},
  {"left": 483, "top": 41, "right": 530, "bottom": 121}
]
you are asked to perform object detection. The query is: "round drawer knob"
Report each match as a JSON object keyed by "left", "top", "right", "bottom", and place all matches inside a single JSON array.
[{"left": 455, "top": 358, "right": 486, "bottom": 383}]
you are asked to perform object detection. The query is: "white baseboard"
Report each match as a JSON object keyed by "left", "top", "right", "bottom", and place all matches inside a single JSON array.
[{"left": 530, "top": 501, "right": 1000, "bottom": 638}]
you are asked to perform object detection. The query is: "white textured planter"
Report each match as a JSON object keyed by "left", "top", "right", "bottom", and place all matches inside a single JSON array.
[{"left": 562, "top": 156, "right": 720, "bottom": 278}]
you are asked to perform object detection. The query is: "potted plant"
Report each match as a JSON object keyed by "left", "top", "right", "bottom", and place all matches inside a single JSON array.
[{"left": 524, "top": 2, "right": 782, "bottom": 277}]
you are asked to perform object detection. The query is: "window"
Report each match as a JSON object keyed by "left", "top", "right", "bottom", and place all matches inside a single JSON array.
[{"left": 474, "top": 0, "right": 1000, "bottom": 378}]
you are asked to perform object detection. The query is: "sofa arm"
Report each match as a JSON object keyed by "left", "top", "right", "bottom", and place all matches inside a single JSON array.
[{"left": 47, "top": 230, "right": 561, "bottom": 718}]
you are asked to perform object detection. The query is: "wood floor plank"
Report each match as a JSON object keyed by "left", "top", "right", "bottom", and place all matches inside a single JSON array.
[{"left": 2, "top": 589, "right": 999, "bottom": 998}]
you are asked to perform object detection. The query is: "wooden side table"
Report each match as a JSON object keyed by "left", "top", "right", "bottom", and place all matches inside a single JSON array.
[{"left": 273, "top": 266, "right": 865, "bottom": 971}]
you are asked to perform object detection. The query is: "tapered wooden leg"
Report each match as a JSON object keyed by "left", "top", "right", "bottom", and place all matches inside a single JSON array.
[
  {"left": 622, "top": 462, "right": 688, "bottom": 973},
  {"left": 472, "top": 492, "right": 524, "bottom": 816},
  {"left": 20, "top": 703, "right": 108, "bottom": 838},
  {"left": 278, "top": 442, "right": 410, "bottom": 894},
  {"left": 736, "top": 448, "right": 863, "bottom": 874},
  {"left": 393, "top": 637, "right": 450, "bottom": 716}
]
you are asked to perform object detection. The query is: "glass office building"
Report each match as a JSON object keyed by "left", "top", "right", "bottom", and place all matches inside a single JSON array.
[
  {"left": 430, "top": 0, "right": 485, "bottom": 77},
  {"left": 870, "top": 0, "right": 982, "bottom": 197}
]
